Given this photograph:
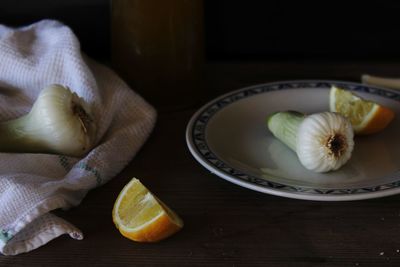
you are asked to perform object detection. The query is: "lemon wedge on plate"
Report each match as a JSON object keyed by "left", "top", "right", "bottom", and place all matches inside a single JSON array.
[
  {"left": 112, "top": 178, "right": 183, "bottom": 242},
  {"left": 330, "top": 85, "right": 395, "bottom": 135}
]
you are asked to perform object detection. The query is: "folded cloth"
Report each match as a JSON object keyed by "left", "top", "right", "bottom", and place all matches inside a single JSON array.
[{"left": 0, "top": 20, "right": 156, "bottom": 255}]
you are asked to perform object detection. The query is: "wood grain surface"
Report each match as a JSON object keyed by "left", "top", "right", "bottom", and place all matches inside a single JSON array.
[{"left": 2, "top": 61, "right": 400, "bottom": 266}]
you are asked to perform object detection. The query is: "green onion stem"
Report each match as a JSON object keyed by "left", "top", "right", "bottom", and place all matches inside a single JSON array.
[
  {"left": 0, "top": 114, "right": 50, "bottom": 153},
  {"left": 267, "top": 111, "right": 305, "bottom": 151}
]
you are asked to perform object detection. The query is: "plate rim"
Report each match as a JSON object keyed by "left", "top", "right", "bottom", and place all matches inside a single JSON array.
[{"left": 185, "top": 79, "right": 400, "bottom": 201}]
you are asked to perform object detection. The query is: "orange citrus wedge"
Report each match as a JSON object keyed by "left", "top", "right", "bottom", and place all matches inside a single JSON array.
[
  {"left": 112, "top": 178, "right": 183, "bottom": 242},
  {"left": 329, "top": 85, "right": 395, "bottom": 135}
]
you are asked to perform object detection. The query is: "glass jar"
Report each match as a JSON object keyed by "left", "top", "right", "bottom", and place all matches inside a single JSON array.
[{"left": 111, "top": 0, "right": 204, "bottom": 109}]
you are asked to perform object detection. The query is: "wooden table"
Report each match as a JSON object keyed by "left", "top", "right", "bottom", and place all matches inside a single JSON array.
[{"left": 2, "top": 61, "right": 400, "bottom": 266}]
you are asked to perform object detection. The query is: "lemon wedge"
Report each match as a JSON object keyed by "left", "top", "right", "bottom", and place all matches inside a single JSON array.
[
  {"left": 112, "top": 178, "right": 183, "bottom": 242},
  {"left": 329, "top": 85, "right": 394, "bottom": 135}
]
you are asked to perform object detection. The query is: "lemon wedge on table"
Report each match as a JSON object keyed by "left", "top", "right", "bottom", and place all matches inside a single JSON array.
[
  {"left": 112, "top": 178, "right": 183, "bottom": 242},
  {"left": 329, "top": 85, "right": 395, "bottom": 135}
]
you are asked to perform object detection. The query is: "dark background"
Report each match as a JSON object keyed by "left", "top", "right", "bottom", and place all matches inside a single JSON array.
[
  {"left": 1, "top": 0, "right": 400, "bottom": 61},
  {"left": 205, "top": 1, "right": 400, "bottom": 61}
]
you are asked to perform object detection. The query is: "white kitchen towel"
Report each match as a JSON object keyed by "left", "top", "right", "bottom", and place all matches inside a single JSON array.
[{"left": 0, "top": 20, "right": 156, "bottom": 255}]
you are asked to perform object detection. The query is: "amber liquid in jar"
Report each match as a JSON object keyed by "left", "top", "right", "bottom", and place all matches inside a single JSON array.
[{"left": 111, "top": 0, "right": 204, "bottom": 109}]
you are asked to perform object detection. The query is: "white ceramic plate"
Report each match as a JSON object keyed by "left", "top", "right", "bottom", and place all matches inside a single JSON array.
[{"left": 186, "top": 80, "right": 400, "bottom": 201}]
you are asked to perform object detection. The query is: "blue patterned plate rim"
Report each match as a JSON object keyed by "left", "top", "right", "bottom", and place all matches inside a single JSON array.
[{"left": 185, "top": 80, "right": 400, "bottom": 201}]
